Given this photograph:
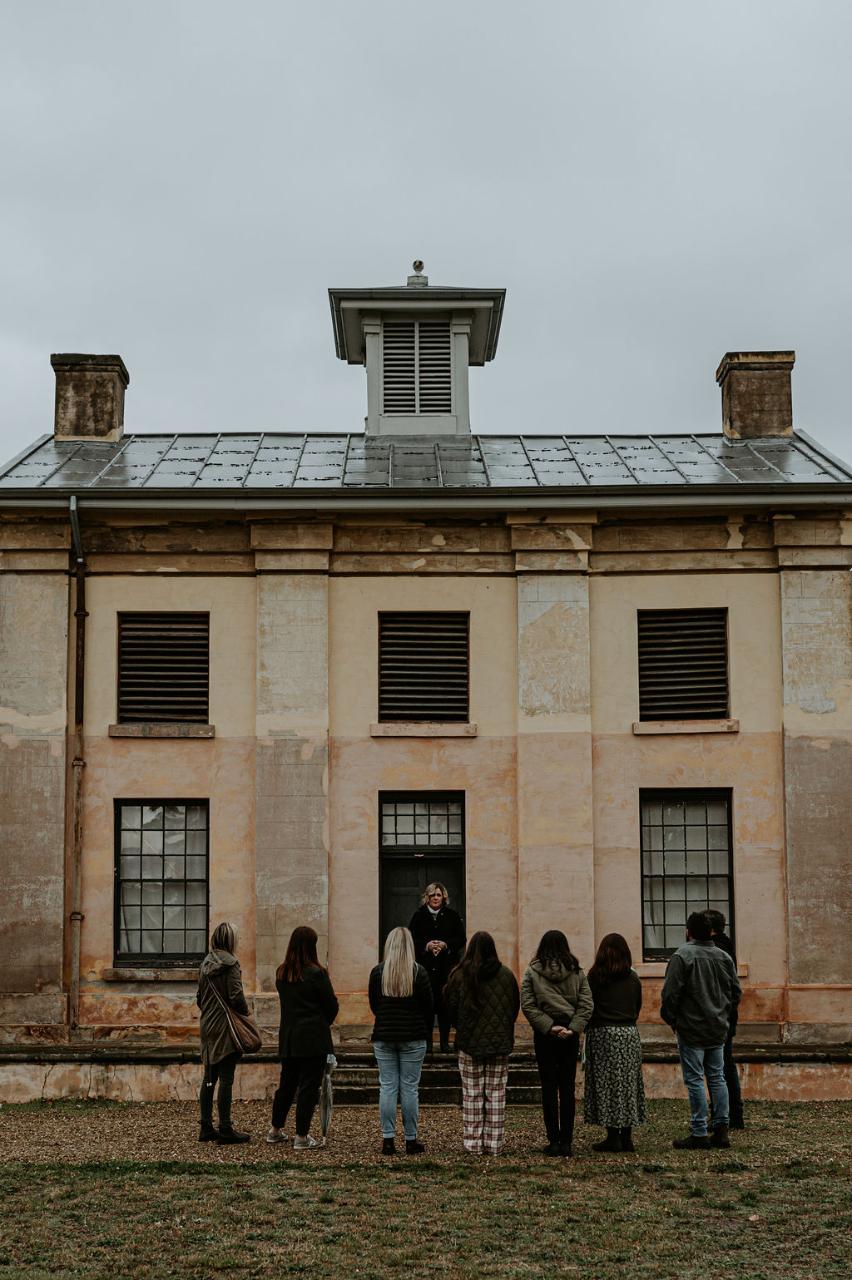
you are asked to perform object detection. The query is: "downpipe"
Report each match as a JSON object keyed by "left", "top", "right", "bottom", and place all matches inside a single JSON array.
[{"left": 68, "top": 496, "right": 87, "bottom": 1032}]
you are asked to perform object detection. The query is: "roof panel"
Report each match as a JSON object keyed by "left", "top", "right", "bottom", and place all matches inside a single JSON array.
[{"left": 1, "top": 432, "right": 850, "bottom": 494}]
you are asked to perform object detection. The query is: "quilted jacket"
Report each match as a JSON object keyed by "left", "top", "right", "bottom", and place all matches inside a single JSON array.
[{"left": 444, "top": 959, "right": 520, "bottom": 1057}]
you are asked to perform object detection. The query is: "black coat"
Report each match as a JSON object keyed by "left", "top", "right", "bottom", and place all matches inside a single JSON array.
[
  {"left": 408, "top": 904, "right": 466, "bottom": 991},
  {"left": 276, "top": 965, "right": 339, "bottom": 1059},
  {"left": 369, "top": 962, "right": 434, "bottom": 1043}
]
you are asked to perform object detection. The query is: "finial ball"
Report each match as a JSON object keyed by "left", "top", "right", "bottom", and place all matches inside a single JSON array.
[{"left": 413, "top": 260, "right": 424, "bottom": 274}]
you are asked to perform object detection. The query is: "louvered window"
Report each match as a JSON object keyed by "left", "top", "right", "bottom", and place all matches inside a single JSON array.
[
  {"left": 118, "top": 613, "right": 210, "bottom": 723},
  {"left": 637, "top": 609, "right": 728, "bottom": 720},
  {"left": 382, "top": 321, "right": 452, "bottom": 414},
  {"left": 379, "top": 612, "right": 469, "bottom": 722}
]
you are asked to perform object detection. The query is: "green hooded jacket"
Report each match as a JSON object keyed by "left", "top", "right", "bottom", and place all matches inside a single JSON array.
[
  {"left": 520, "top": 959, "right": 594, "bottom": 1036},
  {"left": 197, "top": 949, "right": 250, "bottom": 1066}
]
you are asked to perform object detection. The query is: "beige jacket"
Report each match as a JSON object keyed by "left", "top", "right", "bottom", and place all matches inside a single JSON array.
[{"left": 520, "top": 960, "right": 594, "bottom": 1036}]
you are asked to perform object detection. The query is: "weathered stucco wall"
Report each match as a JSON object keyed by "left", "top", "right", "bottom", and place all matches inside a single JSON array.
[
  {"left": 0, "top": 555, "right": 69, "bottom": 1030},
  {"left": 329, "top": 574, "right": 516, "bottom": 1023},
  {"left": 780, "top": 561, "right": 852, "bottom": 998}
]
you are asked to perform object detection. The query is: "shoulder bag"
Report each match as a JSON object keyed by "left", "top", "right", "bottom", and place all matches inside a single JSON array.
[{"left": 207, "top": 974, "right": 263, "bottom": 1055}]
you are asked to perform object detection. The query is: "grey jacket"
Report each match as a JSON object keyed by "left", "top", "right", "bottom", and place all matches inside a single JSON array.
[
  {"left": 660, "top": 940, "right": 741, "bottom": 1048},
  {"left": 197, "top": 950, "right": 250, "bottom": 1066},
  {"left": 520, "top": 960, "right": 594, "bottom": 1036}
]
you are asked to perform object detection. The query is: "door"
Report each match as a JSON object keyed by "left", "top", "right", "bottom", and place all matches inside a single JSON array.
[{"left": 379, "top": 792, "right": 466, "bottom": 953}]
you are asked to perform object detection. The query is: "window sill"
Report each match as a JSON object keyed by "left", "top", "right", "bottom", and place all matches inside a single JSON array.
[
  {"left": 632, "top": 719, "right": 739, "bottom": 736},
  {"left": 636, "top": 962, "right": 749, "bottom": 979},
  {"left": 370, "top": 722, "right": 478, "bottom": 738},
  {"left": 108, "top": 724, "right": 216, "bottom": 739},
  {"left": 101, "top": 967, "right": 199, "bottom": 982}
]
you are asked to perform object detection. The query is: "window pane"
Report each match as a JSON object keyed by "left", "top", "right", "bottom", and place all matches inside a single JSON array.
[
  {"left": 664, "top": 826, "right": 685, "bottom": 851},
  {"left": 120, "top": 906, "right": 141, "bottom": 929},
  {"left": 686, "top": 826, "right": 708, "bottom": 851},
  {"left": 121, "top": 831, "right": 141, "bottom": 854},
  {"left": 186, "top": 882, "right": 206, "bottom": 905},
  {"left": 163, "top": 906, "right": 185, "bottom": 930},
  {"left": 142, "top": 856, "right": 163, "bottom": 880},
  {"left": 142, "top": 831, "right": 163, "bottom": 856},
  {"left": 686, "top": 876, "right": 708, "bottom": 901},
  {"left": 142, "top": 905, "right": 162, "bottom": 930},
  {"left": 686, "top": 849, "right": 707, "bottom": 875},
  {"left": 186, "top": 930, "right": 207, "bottom": 952},
  {"left": 642, "top": 801, "right": 662, "bottom": 825},
  {"left": 685, "top": 802, "right": 706, "bottom": 824},
  {"left": 708, "top": 876, "right": 729, "bottom": 901},
  {"left": 142, "top": 805, "right": 164, "bottom": 829},
  {"left": 163, "top": 930, "right": 185, "bottom": 953},
  {"left": 665, "top": 850, "right": 686, "bottom": 875},
  {"left": 141, "top": 930, "right": 161, "bottom": 953},
  {"left": 708, "top": 849, "right": 728, "bottom": 875},
  {"left": 667, "top": 900, "right": 686, "bottom": 925},
  {"left": 706, "top": 800, "right": 728, "bottom": 824},
  {"left": 186, "top": 906, "right": 206, "bottom": 929},
  {"left": 164, "top": 830, "right": 186, "bottom": 855},
  {"left": 120, "top": 805, "right": 142, "bottom": 829},
  {"left": 644, "top": 924, "right": 665, "bottom": 950},
  {"left": 186, "top": 830, "right": 206, "bottom": 857},
  {"left": 120, "top": 856, "right": 140, "bottom": 880},
  {"left": 164, "top": 805, "right": 185, "bottom": 829},
  {"left": 187, "top": 856, "right": 206, "bottom": 879},
  {"left": 664, "top": 877, "right": 685, "bottom": 902},
  {"left": 164, "top": 857, "right": 185, "bottom": 880},
  {"left": 186, "top": 805, "right": 207, "bottom": 830},
  {"left": 142, "top": 881, "right": 162, "bottom": 904},
  {"left": 164, "top": 883, "right": 185, "bottom": 906},
  {"left": 121, "top": 881, "right": 141, "bottom": 905},
  {"left": 665, "top": 925, "right": 684, "bottom": 949},
  {"left": 121, "top": 929, "right": 141, "bottom": 953},
  {"left": 663, "top": 802, "right": 684, "bottom": 825},
  {"left": 708, "top": 826, "right": 729, "bottom": 850}
]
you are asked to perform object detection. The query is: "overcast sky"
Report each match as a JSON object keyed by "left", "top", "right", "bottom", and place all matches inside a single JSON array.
[{"left": 2, "top": 1, "right": 852, "bottom": 466}]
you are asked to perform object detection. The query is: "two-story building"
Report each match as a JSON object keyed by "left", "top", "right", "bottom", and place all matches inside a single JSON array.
[{"left": 1, "top": 265, "right": 851, "bottom": 1098}]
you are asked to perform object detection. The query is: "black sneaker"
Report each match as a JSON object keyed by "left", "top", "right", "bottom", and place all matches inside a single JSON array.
[
  {"left": 198, "top": 1124, "right": 220, "bottom": 1143},
  {"left": 405, "top": 1139, "right": 426, "bottom": 1155},
  {"left": 672, "top": 1134, "right": 711, "bottom": 1150},
  {"left": 558, "top": 1143, "right": 573, "bottom": 1158},
  {"left": 381, "top": 1138, "right": 397, "bottom": 1156},
  {"left": 542, "top": 1142, "right": 561, "bottom": 1157},
  {"left": 217, "top": 1128, "right": 251, "bottom": 1145}
]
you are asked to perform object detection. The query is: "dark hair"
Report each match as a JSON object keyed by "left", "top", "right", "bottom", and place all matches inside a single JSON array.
[
  {"left": 446, "top": 931, "right": 499, "bottom": 1006},
  {"left": 587, "top": 933, "right": 632, "bottom": 990},
  {"left": 533, "top": 930, "right": 579, "bottom": 973},
  {"left": 687, "top": 912, "right": 713, "bottom": 942},
  {"left": 704, "top": 909, "right": 726, "bottom": 934},
  {"left": 277, "top": 926, "right": 324, "bottom": 984}
]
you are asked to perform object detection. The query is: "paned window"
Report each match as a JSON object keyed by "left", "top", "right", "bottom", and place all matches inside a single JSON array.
[
  {"left": 117, "top": 612, "right": 210, "bottom": 723},
  {"left": 637, "top": 608, "right": 728, "bottom": 720},
  {"left": 115, "top": 800, "right": 209, "bottom": 966},
  {"left": 380, "top": 794, "right": 464, "bottom": 850},
  {"left": 378, "top": 612, "right": 469, "bottom": 721},
  {"left": 640, "top": 791, "right": 733, "bottom": 959}
]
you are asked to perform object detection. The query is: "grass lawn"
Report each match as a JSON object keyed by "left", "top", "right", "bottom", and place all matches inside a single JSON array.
[{"left": 0, "top": 1100, "right": 849, "bottom": 1279}]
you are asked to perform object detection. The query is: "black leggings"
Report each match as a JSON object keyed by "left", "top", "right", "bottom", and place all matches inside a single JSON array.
[
  {"left": 200, "top": 1051, "right": 240, "bottom": 1130},
  {"left": 534, "top": 1031, "right": 579, "bottom": 1145},
  {"left": 271, "top": 1055, "right": 327, "bottom": 1135}
]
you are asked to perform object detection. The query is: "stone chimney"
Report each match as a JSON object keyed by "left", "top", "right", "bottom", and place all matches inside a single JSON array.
[
  {"left": 716, "top": 351, "right": 794, "bottom": 440},
  {"left": 51, "top": 354, "right": 129, "bottom": 442}
]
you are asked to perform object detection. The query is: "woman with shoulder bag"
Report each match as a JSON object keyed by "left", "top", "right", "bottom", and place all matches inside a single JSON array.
[
  {"left": 267, "top": 926, "right": 339, "bottom": 1151},
  {"left": 444, "top": 931, "right": 520, "bottom": 1156},
  {"left": 521, "top": 930, "right": 593, "bottom": 1158},
  {"left": 197, "top": 921, "right": 252, "bottom": 1144},
  {"left": 369, "top": 926, "right": 433, "bottom": 1156},
  {"left": 584, "top": 933, "right": 646, "bottom": 1153}
]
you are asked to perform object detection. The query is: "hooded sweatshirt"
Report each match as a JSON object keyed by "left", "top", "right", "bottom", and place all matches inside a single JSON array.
[
  {"left": 520, "top": 959, "right": 594, "bottom": 1036},
  {"left": 197, "top": 949, "right": 250, "bottom": 1066}
]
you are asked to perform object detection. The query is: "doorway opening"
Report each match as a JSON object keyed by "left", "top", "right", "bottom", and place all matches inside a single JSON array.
[{"left": 378, "top": 791, "right": 465, "bottom": 953}]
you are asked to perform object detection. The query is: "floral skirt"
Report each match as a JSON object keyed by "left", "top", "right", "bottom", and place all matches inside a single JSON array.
[{"left": 583, "top": 1025, "right": 647, "bottom": 1128}]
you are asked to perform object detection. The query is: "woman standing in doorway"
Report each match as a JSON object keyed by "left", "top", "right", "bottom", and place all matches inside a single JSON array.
[
  {"left": 521, "top": 930, "right": 593, "bottom": 1158},
  {"left": 268, "top": 926, "right": 339, "bottom": 1151},
  {"left": 197, "top": 921, "right": 251, "bottom": 1144},
  {"left": 369, "top": 926, "right": 433, "bottom": 1155},
  {"left": 409, "top": 883, "right": 465, "bottom": 1053},
  {"left": 583, "top": 932, "right": 646, "bottom": 1153}
]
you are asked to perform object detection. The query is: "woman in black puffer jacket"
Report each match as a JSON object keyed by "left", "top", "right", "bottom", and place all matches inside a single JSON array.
[{"left": 444, "top": 931, "right": 520, "bottom": 1156}]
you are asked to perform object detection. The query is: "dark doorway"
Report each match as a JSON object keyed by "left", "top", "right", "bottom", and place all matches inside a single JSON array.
[{"left": 379, "top": 792, "right": 466, "bottom": 953}]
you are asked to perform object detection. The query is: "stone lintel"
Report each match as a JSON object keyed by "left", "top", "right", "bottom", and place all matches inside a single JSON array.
[
  {"left": 108, "top": 724, "right": 215, "bottom": 739},
  {"left": 632, "top": 719, "right": 739, "bottom": 736},
  {"left": 369, "top": 722, "right": 478, "bottom": 738}
]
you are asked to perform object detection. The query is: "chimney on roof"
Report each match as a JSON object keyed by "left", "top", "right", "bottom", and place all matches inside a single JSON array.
[
  {"left": 716, "top": 351, "right": 795, "bottom": 440},
  {"left": 51, "top": 353, "right": 129, "bottom": 442}
]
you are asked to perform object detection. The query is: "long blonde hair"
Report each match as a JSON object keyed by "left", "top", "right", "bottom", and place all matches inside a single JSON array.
[{"left": 381, "top": 927, "right": 416, "bottom": 998}]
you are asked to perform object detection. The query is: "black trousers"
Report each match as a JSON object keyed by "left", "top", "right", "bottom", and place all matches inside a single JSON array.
[
  {"left": 200, "top": 1051, "right": 240, "bottom": 1130},
  {"left": 722, "top": 1030, "right": 743, "bottom": 1124},
  {"left": 429, "top": 976, "right": 452, "bottom": 1048},
  {"left": 271, "top": 1055, "right": 326, "bottom": 1135},
  {"left": 534, "top": 1031, "right": 579, "bottom": 1145}
]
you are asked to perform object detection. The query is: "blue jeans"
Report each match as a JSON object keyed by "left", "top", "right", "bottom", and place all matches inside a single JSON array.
[
  {"left": 372, "top": 1040, "right": 427, "bottom": 1140},
  {"left": 678, "top": 1038, "right": 729, "bottom": 1135}
]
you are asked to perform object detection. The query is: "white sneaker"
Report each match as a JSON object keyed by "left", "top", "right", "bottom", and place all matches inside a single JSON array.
[
  {"left": 266, "top": 1128, "right": 289, "bottom": 1144},
  {"left": 293, "top": 1134, "right": 320, "bottom": 1150}
]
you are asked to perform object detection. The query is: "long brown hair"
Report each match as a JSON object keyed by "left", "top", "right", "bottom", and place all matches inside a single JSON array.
[
  {"left": 587, "top": 932, "right": 632, "bottom": 990},
  {"left": 277, "top": 926, "right": 324, "bottom": 984},
  {"left": 533, "top": 930, "right": 579, "bottom": 973},
  {"left": 446, "top": 931, "right": 499, "bottom": 1007}
]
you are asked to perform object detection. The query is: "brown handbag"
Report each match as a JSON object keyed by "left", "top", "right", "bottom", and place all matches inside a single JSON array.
[{"left": 208, "top": 974, "right": 263, "bottom": 1055}]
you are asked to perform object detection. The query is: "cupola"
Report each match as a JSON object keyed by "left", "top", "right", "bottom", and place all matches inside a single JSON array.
[{"left": 329, "top": 262, "right": 505, "bottom": 435}]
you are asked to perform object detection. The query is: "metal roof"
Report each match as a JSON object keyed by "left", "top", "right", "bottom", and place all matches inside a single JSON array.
[{"left": 0, "top": 431, "right": 850, "bottom": 498}]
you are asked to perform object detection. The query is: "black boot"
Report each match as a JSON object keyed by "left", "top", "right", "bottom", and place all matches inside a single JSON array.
[
  {"left": 199, "top": 1121, "right": 220, "bottom": 1142},
  {"left": 216, "top": 1077, "right": 250, "bottom": 1144},
  {"left": 217, "top": 1127, "right": 251, "bottom": 1145},
  {"left": 673, "top": 1134, "right": 711, "bottom": 1150},
  {"left": 405, "top": 1139, "right": 426, "bottom": 1155},
  {"left": 620, "top": 1127, "right": 635, "bottom": 1153},
  {"left": 199, "top": 1077, "right": 218, "bottom": 1142},
  {"left": 711, "top": 1124, "right": 730, "bottom": 1149},
  {"left": 592, "top": 1127, "right": 623, "bottom": 1153},
  {"left": 381, "top": 1138, "right": 397, "bottom": 1156}
]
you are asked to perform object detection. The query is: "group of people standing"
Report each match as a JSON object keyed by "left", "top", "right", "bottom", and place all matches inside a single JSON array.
[{"left": 197, "top": 884, "right": 742, "bottom": 1157}]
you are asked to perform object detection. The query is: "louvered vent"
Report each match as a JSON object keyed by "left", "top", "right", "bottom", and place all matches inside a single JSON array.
[
  {"left": 118, "top": 613, "right": 210, "bottom": 723},
  {"left": 379, "top": 612, "right": 469, "bottom": 721},
  {"left": 638, "top": 609, "right": 728, "bottom": 720},
  {"left": 382, "top": 320, "right": 452, "bottom": 415}
]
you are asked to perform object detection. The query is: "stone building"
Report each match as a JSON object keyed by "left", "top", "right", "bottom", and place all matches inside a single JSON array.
[{"left": 1, "top": 267, "right": 851, "bottom": 1097}]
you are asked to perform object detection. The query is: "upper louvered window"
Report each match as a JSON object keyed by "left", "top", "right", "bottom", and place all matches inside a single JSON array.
[
  {"left": 118, "top": 613, "right": 210, "bottom": 723},
  {"left": 638, "top": 609, "right": 728, "bottom": 720},
  {"left": 379, "top": 612, "right": 469, "bottom": 721},
  {"left": 382, "top": 321, "right": 452, "bottom": 415}
]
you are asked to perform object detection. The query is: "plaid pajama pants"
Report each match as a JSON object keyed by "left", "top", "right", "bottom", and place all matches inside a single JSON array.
[{"left": 458, "top": 1051, "right": 509, "bottom": 1155}]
